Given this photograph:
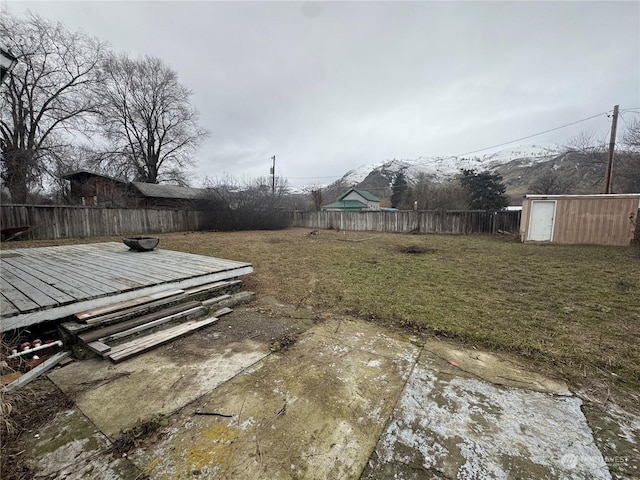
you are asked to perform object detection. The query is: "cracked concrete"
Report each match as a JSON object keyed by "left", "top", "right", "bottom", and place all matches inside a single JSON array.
[
  {"left": 362, "top": 348, "right": 608, "bottom": 479},
  {"left": 17, "top": 304, "right": 636, "bottom": 479}
]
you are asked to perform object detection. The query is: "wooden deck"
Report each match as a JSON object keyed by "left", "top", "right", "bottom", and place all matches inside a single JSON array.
[{"left": 0, "top": 242, "right": 252, "bottom": 332}]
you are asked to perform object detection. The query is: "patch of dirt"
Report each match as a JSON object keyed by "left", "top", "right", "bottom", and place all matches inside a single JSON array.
[
  {"left": 396, "top": 245, "right": 437, "bottom": 255},
  {"left": 1, "top": 377, "right": 74, "bottom": 480},
  {"left": 111, "top": 415, "right": 170, "bottom": 457},
  {"left": 152, "top": 298, "right": 319, "bottom": 370}
]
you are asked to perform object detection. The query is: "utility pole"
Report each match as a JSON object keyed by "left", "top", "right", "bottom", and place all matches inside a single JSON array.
[
  {"left": 270, "top": 155, "right": 276, "bottom": 195},
  {"left": 603, "top": 105, "right": 619, "bottom": 194}
]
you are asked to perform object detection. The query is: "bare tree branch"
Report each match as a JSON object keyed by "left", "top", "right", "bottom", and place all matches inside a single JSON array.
[
  {"left": 0, "top": 12, "right": 107, "bottom": 203},
  {"left": 99, "top": 54, "right": 208, "bottom": 184}
]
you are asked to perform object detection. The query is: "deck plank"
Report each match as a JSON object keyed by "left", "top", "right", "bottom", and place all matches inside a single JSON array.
[
  {"left": 77, "top": 243, "right": 193, "bottom": 268},
  {"left": 1, "top": 278, "right": 41, "bottom": 311},
  {"left": 13, "top": 254, "right": 118, "bottom": 295},
  {"left": 60, "top": 245, "right": 177, "bottom": 283},
  {"left": 107, "top": 317, "right": 218, "bottom": 363},
  {"left": 0, "top": 293, "right": 18, "bottom": 316},
  {"left": 1, "top": 262, "right": 75, "bottom": 305},
  {"left": 51, "top": 244, "right": 224, "bottom": 285},
  {"left": 1, "top": 242, "right": 252, "bottom": 332},
  {"left": 77, "top": 301, "right": 202, "bottom": 343},
  {"left": 98, "top": 306, "right": 205, "bottom": 343},
  {"left": 2, "top": 257, "right": 93, "bottom": 300},
  {"left": 76, "top": 289, "right": 185, "bottom": 321},
  {"left": 74, "top": 292, "right": 188, "bottom": 327},
  {"left": 0, "top": 268, "right": 59, "bottom": 308},
  {"left": 33, "top": 248, "right": 144, "bottom": 290}
]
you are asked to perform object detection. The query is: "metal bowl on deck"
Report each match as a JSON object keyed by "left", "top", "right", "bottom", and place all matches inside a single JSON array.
[{"left": 122, "top": 236, "right": 160, "bottom": 251}]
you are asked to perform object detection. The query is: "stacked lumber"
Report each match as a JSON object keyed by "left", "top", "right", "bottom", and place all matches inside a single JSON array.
[
  {"left": 107, "top": 317, "right": 218, "bottom": 363},
  {"left": 59, "top": 279, "right": 247, "bottom": 364}
]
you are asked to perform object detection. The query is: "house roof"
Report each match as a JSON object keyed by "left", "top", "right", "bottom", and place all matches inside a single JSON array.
[
  {"left": 339, "top": 188, "right": 380, "bottom": 202},
  {"left": 62, "top": 169, "right": 127, "bottom": 184},
  {"left": 130, "top": 182, "right": 207, "bottom": 200},
  {"left": 321, "top": 199, "right": 368, "bottom": 210}
]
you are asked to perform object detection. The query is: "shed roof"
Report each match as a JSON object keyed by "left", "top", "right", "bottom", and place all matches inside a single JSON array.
[
  {"left": 130, "top": 182, "right": 207, "bottom": 200},
  {"left": 339, "top": 188, "right": 380, "bottom": 202},
  {"left": 524, "top": 194, "right": 640, "bottom": 199},
  {"left": 321, "top": 199, "right": 368, "bottom": 210},
  {"left": 62, "top": 169, "right": 127, "bottom": 184}
]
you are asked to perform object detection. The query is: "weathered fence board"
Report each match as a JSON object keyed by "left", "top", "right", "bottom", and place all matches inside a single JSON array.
[
  {"left": 2, "top": 205, "right": 521, "bottom": 240},
  {"left": 292, "top": 210, "right": 521, "bottom": 235},
  {"left": 1, "top": 205, "right": 205, "bottom": 241}
]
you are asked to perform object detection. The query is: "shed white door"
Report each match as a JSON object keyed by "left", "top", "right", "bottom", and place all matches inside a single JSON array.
[{"left": 528, "top": 201, "right": 556, "bottom": 241}]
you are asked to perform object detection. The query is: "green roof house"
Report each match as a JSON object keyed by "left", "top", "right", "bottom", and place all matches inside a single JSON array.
[{"left": 321, "top": 188, "right": 381, "bottom": 211}]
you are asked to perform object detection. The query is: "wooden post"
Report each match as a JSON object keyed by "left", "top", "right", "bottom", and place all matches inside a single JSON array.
[
  {"left": 604, "top": 105, "right": 619, "bottom": 194},
  {"left": 271, "top": 155, "right": 276, "bottom": 195}
]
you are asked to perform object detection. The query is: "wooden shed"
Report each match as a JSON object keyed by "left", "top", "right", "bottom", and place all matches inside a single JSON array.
[
  {"left": 63, "top": 170, "right": 128, "bottom": 206},
  {"left": 520, "top": 194, "right": 640, "bottom": 246}
]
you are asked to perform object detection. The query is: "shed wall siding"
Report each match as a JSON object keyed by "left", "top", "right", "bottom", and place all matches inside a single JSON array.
[{"left": 521, "top": 196, "right": 639, "bottom": 246}]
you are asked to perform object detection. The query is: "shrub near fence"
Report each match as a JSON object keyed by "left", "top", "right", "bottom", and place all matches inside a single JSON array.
[
  {"left": 292, "top": 210, "right": 522, "bottom": 235},
  {"left": 1, "top": 205, "right": 205, "bottom": 241}
]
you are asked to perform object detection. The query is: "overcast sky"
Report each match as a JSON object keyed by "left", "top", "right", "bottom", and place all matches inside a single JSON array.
[{"left": 5, "top": 1, "right": 640, "bottom": 188}]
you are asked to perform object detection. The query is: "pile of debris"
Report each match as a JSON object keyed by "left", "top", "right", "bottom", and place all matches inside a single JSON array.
[{"left": 2, "top": 279, "right": 252, "bottom": 394}]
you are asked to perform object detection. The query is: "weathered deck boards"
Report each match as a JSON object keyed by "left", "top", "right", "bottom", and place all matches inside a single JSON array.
[
  {"left": 107, "top": 316, "right": 218, "bottom": 363},
  {"left": 0, "top": 242, "right": 252, "bottom": 332}
]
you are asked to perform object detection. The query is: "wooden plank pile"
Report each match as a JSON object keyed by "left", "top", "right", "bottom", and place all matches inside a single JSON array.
[{"left": 59, "top": 279, "right": 247, "bottom": 364}]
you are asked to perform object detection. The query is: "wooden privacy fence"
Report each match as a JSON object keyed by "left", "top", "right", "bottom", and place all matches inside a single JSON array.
[
  {"left": 1, "top": 205, "right": 522, "bottom": 240},
  {"left": 1, "top": 205, "right": 205, "bottom": 241},
  {"left": 292, "top": 210, "right": 522, "bottom": 235}
]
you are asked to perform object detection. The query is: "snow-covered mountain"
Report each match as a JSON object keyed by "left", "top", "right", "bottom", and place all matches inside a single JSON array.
[
  {"left": 288, "top": 143, "right": 637, "bottom": 198},
  {"left": 337, "top": 144, "right": 565, "bottom": 188}
]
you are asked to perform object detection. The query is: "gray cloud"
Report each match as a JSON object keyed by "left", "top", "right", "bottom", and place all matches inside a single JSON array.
[{"left": 7, "top": 1, "right": 639, "bottom": 188}]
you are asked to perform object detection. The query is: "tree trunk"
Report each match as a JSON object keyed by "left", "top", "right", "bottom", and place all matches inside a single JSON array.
[{"left": 3, "top": 148, "right": 34, "bottom": 204}]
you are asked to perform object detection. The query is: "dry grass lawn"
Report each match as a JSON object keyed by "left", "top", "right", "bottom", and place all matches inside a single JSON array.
[{"left": 7, "top": 228, "right": 640, "bottom": 409}]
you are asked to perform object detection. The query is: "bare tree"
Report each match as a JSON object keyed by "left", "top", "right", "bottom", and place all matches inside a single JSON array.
[
  {"left": 0, "top": 12, "right": 106, "bottom": 203},
  {"left": 410, "top": 173, "right": 468, "bottom": 210},
  {"left": 565, "top": 130, "right": 608, "bottom": 165},
  {"left": 622, "top": 118, "right": 640, "bottom": 150},
  {"left": 616, "top": 118, "right": 640, "bottom": 192},
  {"left": 100, "top": 53, "right": 208, "bottom": 184},
  {"left": 310, "top": 187, "right": 323, "bottom": 211},
  {"left": 529, "top": 170, "right": 575, "bottom": 195}
]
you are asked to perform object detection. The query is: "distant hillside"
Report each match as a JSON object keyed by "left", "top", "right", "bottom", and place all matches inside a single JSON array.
[{"left": 323, "top": 144, "right": 638, "bottom": 203}]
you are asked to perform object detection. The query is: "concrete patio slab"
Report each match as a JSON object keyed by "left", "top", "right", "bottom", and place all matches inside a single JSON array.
[
  {"left": 130, "top": 318, "right": 421, "bottom": 479},
  {"left": 48, "top": 338, "right": 269, "bottom": 438},
  {"left": 362, "top": 348, "right": 610, "bottom": 480},
  {"left": 19, "top": 306, "right": 620, "bottom": 480},
  {"left": 18, "top": 408, "right": 142, "bottom": 479}
]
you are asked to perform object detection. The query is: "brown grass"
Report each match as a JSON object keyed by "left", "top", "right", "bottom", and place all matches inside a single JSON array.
[{"left": 6, "top": 228, "right": 640, "bottom": 409}]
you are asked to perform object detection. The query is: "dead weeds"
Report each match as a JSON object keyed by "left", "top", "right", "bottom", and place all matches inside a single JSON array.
[
  {"left": 1, "top": 378, "right": 74, "bottom": 480},
  {"left": 110, "top": 415, "right": 170, "bottom": 456}
]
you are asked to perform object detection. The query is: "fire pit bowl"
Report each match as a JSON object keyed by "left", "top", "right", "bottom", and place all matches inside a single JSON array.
[{"left": 123, "top": 236, "right": 160, "bottom": 252}]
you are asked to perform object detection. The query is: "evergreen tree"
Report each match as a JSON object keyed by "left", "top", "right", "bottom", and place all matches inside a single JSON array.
[
  {"left": 391, "top": 171, "right": 411, "bottom": 208},
  {"left": 459, "top": 169, "right": 508, "bottom": 210}
]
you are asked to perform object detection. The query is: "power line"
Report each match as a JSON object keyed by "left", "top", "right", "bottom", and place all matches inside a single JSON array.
[
  {"left": 291, "top": 109, "right": 622, "bottom": 186},
  {"left": 619, "top": 111, "right": 633, "bottom": 130},
  {"left": 287, "top": 175, "right": 344, "bottom": 180},
  {"left": 452, "top": 111, "right": 608, "bottom": 158}
]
